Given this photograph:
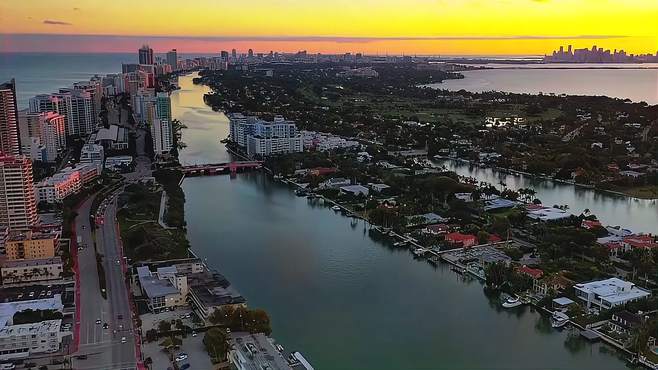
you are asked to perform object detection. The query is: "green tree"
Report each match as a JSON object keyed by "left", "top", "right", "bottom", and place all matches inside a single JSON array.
[
  {"left": 158, "top": 320, "right": 172, "bottom": 333},
  {"left": 204, "top": 328, "right": 230, "bottom": 362}
]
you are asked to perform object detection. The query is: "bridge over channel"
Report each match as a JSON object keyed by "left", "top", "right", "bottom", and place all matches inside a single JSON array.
[{"left": 180, "top": 161, "right": 263, "bottom": 176}]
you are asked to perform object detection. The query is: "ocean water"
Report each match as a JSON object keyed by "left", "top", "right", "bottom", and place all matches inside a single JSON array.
[{"left": 0, "top": 53, "right": 136, "bottom": 108}]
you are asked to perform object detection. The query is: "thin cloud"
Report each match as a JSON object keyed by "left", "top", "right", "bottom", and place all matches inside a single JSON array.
[{"left": 43, "top": 20, "right": 72, "bottom": 26}]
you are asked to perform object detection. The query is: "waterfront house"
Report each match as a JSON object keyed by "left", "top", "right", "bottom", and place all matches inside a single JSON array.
[
  {"left": 407, "top": 213, "right": 448, "bottom": 227},
  {"left": 340, "top": 185, "right": 369, "bottom": 197},
  {"left": 368, "top": 183, "right": 391, "bottom": 193},
  {"left": 609, "top": 310, "right": 643, "bottom": 335},
  {"left": 518, "top": 265, "right": 543, "bottom": 280},
  {"left": 319, "top": 177, "right": 351, "bottom": 189},
  {"left": 574, "top": 278, "right": 651, "bottom": 310},
  {"left": 445, "top": 232, "right": 477, "bottom": 248},
  {"left": 621, "top": 234, "right": 658, "bottom": 251},
  {"left": 533, "top": 273, "right": 572, "bottom": 297},
  {"left": 424, "top": 223, "right": 450, "bottom": 235}
]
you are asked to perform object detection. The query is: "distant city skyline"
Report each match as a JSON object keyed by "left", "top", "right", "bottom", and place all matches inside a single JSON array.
[
  {"left": 2, "top": 0, "right": 658, "bottom": 55},
  {"left": 2, "top": 34, "right": 657, "bottom": 57}
]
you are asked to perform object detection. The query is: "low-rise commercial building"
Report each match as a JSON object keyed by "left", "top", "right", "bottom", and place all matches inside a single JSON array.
[
  {"left": 136, "top": 265, "right": 188, "bottom": 313},
  {"left": 0, "top": 257, "right": 63, "bottom": 285},
  {"left": 4, "top": 230, "right": 59, "bottom": 261},
  {"left": 187, "top": 270, "right": 246, "bottom": 319},
  {"left": 0, "top": 319, "right": 62, "bottom": 361},
  {"left": 80, "top": 143, "right": 104, "bottom": 168},
  {"left": 34, "top": 170, "right": 81, "bottom": 204},
  {"left": 34, "top": 164, "right": 98, "bottom": 204},
  {"left": 574, "top": 278, "right": 651, "bottom": 309}
]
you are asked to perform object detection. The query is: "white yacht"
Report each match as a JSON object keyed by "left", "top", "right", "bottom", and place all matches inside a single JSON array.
[
  {"left": 502, "top": 296, "right": 523, "bottom": 308},
  {"left": 551, "top": 311, "right": 570, "bottom": 328}
]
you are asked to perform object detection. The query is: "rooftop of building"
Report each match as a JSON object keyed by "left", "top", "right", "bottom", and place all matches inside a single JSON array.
[
  {"left": 0, "top": 294, "right": 63, "bottom": 328},
  {"left": 188, "top": 271, "right": 245, "bottom": 308},
  {"left": 0, "top": 319, "right": 61, "bottom": 338},
  {"left": 137, "top": 266, "right": 180, "bottom": 299},
  {"left": 0, "top": 257, "right": 62, "bottom": 268},
  {"left": 6, "top": 230, "right": 59, "bottom": 242},
  {"left": 575, "top": 278, "right": 651, "bottom": 304},
  {"left": 230, "top": 332, "right": 293, "bottom": 370}
]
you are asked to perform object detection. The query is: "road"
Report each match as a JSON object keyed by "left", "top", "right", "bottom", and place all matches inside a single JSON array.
[
  {"left": 71, "top": 96, "right": 151, "bottom": 369},
  {"left": 73, "top": 196, "right": 137, "bottom": 370}
]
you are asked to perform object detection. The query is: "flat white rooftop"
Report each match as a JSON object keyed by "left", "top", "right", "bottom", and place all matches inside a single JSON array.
[{"left": 575, "top": 278, "right": 650, "bottom": 304}]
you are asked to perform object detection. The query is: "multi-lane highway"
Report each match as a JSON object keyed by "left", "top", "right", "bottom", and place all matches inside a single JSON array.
[{"left": 72, "top": 195, "right": 137, "bottom": 370}]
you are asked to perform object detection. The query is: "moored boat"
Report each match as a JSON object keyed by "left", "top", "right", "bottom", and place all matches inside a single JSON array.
[
  {"left": 551, "top": 311, "right": 570, "bottom": 328},
  {"left": 502, "top": 296, "right": 523, "bottom": 308}
]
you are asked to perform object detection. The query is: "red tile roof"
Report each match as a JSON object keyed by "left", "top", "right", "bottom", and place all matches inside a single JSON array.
[
  {"left": 518, "top": 266, "right": 544, "bottom": 279},
  {"left": 623, "top": 235, "right": 658, "bottom": 249}
]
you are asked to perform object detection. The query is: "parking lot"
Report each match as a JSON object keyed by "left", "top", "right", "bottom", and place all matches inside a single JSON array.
[{"left": 143, "top": 333, "right": 213, "bottom": 370}]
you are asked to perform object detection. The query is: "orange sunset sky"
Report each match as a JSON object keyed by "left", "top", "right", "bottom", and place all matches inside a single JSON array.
[{"left": 1, "top": 0, "right": 657, "bottom": 55}]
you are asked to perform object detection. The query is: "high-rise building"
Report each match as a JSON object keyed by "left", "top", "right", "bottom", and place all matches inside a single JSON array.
[
  {"left": 28, "top": 94, "right": 66, "bottom": 117},
  {"left": 30, "top": 90, "right": 95, "bottom": 137},
  {"left": 18, "top": 110, "right": 66, "bottom": 163},
  {"left": 150, "top": 114, "right": 173, "bottom": 155},
  {"left": 248, "top": 49, "right": 254, "bottom": 58},
  {"left": 0, "top": 80, "right": 20, "bottom": 156},
  {"left": 166, "top": 49, "right": 178, "bottom": 71},
  {"left": 231, "top": 49, "right": 237, "bottom": 60},
  {"left": 0, "top": 155, "right": 38, "bottom": 231},
  {"left": 139, "top": 45, "right": 154, "bottom": 65},
  {"left": 58, "top": 89, "right": 95, "bottom": 136},
  {"left": 155, "top": 92, "right": 171, "bottom": 122}
]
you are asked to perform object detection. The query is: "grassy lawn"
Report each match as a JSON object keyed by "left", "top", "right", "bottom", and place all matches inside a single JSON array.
[{"left": 118, "top": 183, "right": 190, "bottom": 261}]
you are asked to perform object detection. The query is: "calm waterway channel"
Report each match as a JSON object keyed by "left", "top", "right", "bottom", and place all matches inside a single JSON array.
[{"left": 174, "top": 73, "right": 638, "bottom": 369}]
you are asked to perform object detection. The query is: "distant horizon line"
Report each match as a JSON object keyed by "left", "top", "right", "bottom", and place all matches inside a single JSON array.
[{"left": 2, "top": 33, "right": 655, "bottom": 56}]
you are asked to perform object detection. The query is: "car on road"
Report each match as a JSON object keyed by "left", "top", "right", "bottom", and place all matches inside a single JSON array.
[
  {"left": 103, "top": 323, "right": 109, "bottom": 329},
  {"left": 175, "top": 353, "right": 188, "bottom": 362},
  {"left": 117, "top": 314, "right": 123, "bottom": 320},
  {"left": 121, "top": 337, "right": 127, "bottom": 343},
  {"left": 95, "top": 319, "right": 101, "bottom": 325},
  {"left": 191, "top": 331, "right": 197, "bottom": 337},
  {"left": 0, "top": 363, "right": 16, "bottom": 369}
]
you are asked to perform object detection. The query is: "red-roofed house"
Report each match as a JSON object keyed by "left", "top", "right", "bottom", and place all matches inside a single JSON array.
[
  {"left": 621, "top": 235, "right": 658, "bottom": 251},
  {"left": 525, "top": 204, "right": 545, "bottom": 211},
  {"left": 445, "top": 232, "right": 478, "bottom": 248},
  {"left": 518, "top": 266, "right": 544, "bottom": 279},
  {"left": 581, "top": 220, "right": 602, "bottom": 230},
  {"left": 605, "top": 241, "right": 623, "bottom": 258},
  {"left": 309, "top": 167, "right": 338, "bottom": 176}
]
